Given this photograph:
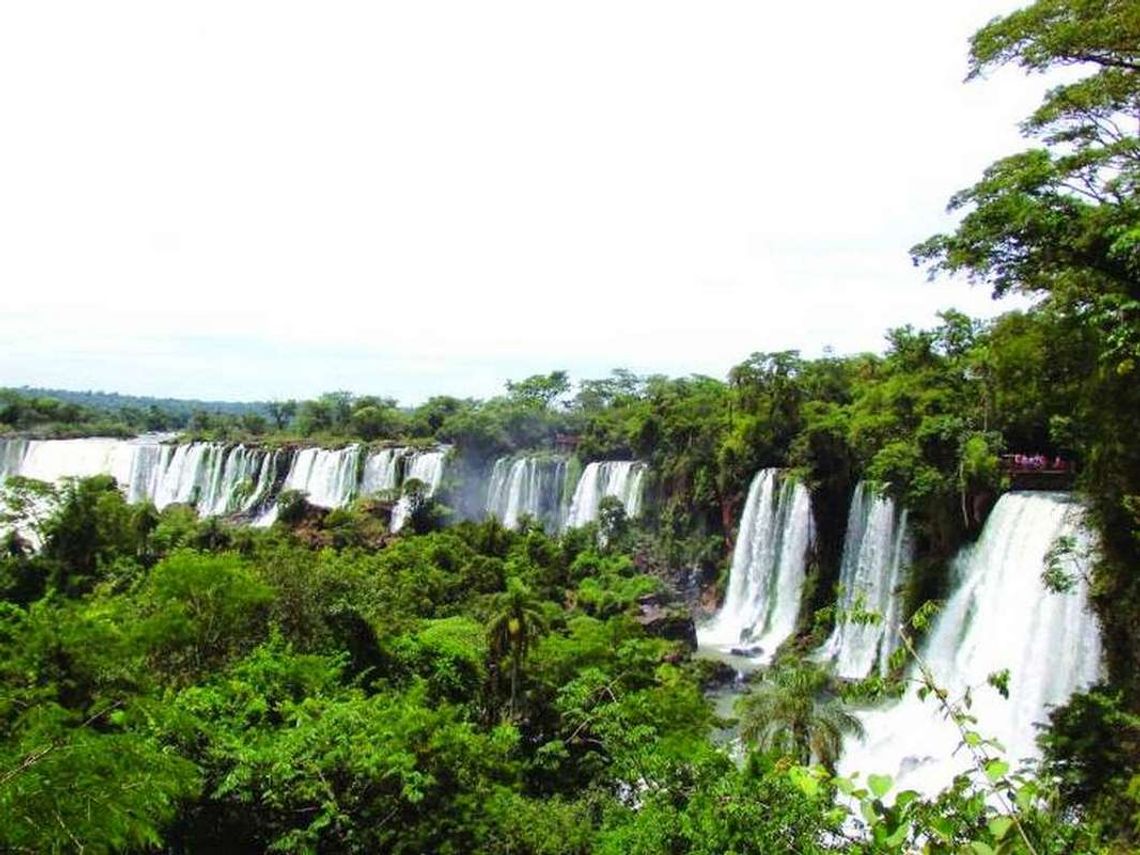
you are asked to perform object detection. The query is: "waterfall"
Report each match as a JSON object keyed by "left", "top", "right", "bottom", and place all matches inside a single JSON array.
[
  {"left": 0, "top": 437, "right": 30, "bottom": 479},
  {"left": 1, "top": 437, "right": 447, "bottom": 529},
  {"left": 278, "top": 446, "right": 363, "bottom": 509},
  {"left": 697, "top": 469, "right": 815, "bottom": 663},
  {"left": 361, "top": 447, "right": 405, "bottom": 495},
  {"left": 485, "top": 455, "right": 568, "bottom": 529},
  {"left": 123, "top": 442, "right": 280, "bottom": 515},
  {"left": 564, "top": 461, "right": 646, "bottom": 529},
  {"left": 10, "top": 437, "right": 140, "bottom": 485},
  {"left": 840, "top": 492, "right": 1103, "bottom": 796},
  {"left": 142, "top": 443, "right": 224, "bottom": 511},
  {"left": 390, "top": 449, "right": 448, "bottom": 531},
  {"left": 817, "top": 482, "right": 913, "bottom": 679}
]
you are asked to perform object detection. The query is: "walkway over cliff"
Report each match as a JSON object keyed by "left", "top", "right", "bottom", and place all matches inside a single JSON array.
[{"left": 1000, "top": 454, "right": 1076, "bottom": 490}]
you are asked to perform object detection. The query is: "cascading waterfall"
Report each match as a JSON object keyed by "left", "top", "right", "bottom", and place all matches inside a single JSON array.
[
  {"left": 361, "top": 447, "right": 405, "bottom": 495},
  {"left": 1, "top": 437, "right": 447, "bottom": 530},
  {"left": 7, "top": 437, "right": 140, "bottom": 485},
  {"left": 390, "top": 449, "right": 448, "bottom": 531},
  {"left": 485, "top": 455, "right": 568, "bottom": 529},
  {"left": 564, "top": 461, "right": 646, "bottom": 529},
  {"left": 0, "top": 437, "right": 142, "bottom": 544},
  {"left": 139, "top": 443, "right": 283, "bottom": 515},
  {"left": 697, "top": 469, "right": 815, "bottom": 663},
  {"left": 817, "top": 482, "right": 913, "bottom": 679},
  {"left": 141, "top": 444, "right": 219, "bottom": 511},
  {"left": 840, "top": 492, "right": 1103, "bottom": 796},
  {"left": 278, "top": 446, "right": 363, "bottom": 509},
  {"left": 0, "top": 437, "right": 30, "bottom": 479}
]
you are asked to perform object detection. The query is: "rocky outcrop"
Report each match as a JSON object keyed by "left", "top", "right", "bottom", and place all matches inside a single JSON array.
[{"left": 634, "top": 593, "right": 698, "bottom": 650}]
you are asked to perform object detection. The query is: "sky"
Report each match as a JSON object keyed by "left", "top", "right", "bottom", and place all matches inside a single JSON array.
[{"left": 0, "top": 0, "right": 1048, "bottom": 404}]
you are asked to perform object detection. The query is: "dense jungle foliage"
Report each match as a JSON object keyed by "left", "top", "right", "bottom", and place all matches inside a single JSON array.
[
  {"left": 2, "top": 0, "right": 1139, "bottom": 850},
  {"left": 0, "top": 482, "right": 1127, "bottom": 853}
]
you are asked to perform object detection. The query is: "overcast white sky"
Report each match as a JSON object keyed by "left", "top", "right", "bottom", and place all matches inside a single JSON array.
[{"left": 1, "top": 1, "right": 1046, "bottom": 404}]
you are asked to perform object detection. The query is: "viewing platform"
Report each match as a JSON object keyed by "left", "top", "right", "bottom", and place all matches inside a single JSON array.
[
  {"left": 1000, "top": 454, "right": 1076, "bottom": 490},
  {"left": 553, "top": 433, "right": 580, "bottom": 453}
]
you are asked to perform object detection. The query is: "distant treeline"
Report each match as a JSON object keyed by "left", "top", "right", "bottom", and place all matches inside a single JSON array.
[{"left": 0, "top": 386, "right": 271, "bottom": 436}]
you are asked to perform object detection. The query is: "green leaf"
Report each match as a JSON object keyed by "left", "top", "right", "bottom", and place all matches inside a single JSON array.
[
  {"left": 930, "top": 817, "right": 954, "bottom": 843},
  {"left": 895, "top": 790, "right": 920, "bottom": 811},
  {"left": 832, "top": 775, "right": 856, "bottom": 796},
  {"left": 1015, "top": 780, "right": 1038, "bottom": 811},
  {"left": 969, "top": 842, "right": 996, "bottom": 855},
  {"left": 885, "top": 822, "right": 910, "bottom": 848},
  {"left": 984, "top": 758, "right": 1010, "bottom": 783},
  {"left": 788, "top": 766, "right": 819, "bottom": 798},
  {"left": 988, "top": 816, "right": 1013, "bottom": 840},
  {"left": 868, "top": 773, "right": 893, "bottom": 799}
]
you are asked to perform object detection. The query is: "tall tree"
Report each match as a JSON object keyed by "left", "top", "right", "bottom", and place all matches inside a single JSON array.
[
  {"left": 737, "top": 661, "right": 863, "bottom": 773},
  {"left": 912, "top": 0, "right": 1140, "bottom": 694},
  {"left": 487, "top": 576, "right": 547, "bottom": 718},
  {"left": 506, "top": 371, "right": 571, "bottom": 410},
  {"left": 912, "top": 0, "right": 1140, "bottom": 335}
]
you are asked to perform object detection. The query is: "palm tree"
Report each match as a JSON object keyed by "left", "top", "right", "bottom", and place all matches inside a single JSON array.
[
  {"left": 737, "top": 660, "right": 863, "bottom": 772},
  {"left": 487, "top": 577, "right": 548, "bottom": 718}
]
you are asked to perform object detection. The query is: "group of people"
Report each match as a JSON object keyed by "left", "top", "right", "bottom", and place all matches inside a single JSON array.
[{"left": 1007, "top": 453, "right": 1069, "bottom": 471}]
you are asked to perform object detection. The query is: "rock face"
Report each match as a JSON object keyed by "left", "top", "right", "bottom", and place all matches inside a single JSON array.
[
  {"left": 696, "top": 659, "right": 739, "bottom": 690},
  {"left": 634, "top": 594, "right": 698, "bottom": 650},
  {"left": 729, "top": 645, "right": 764, "bottom": 659}
]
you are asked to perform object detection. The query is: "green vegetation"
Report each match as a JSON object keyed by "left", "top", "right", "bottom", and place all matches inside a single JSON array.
[
  {"left": 0, "top": 387, "right": 271, "bottom": 438},
  {"left": 737, "top": 660, "right": 864, "bottom": 773},
  {"left": 0, "top": 484, "right": 1122, "bottom": 853}
]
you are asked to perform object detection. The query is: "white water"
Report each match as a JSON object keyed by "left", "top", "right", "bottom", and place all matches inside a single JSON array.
[
  {"left": 8, "top": 437, "right": 140, "bottom": 485},
  {"left": 817, "top": 483, "right": 913, "bottom": 679},
  {"left": 390, "top": 449, "right": 448, "bottom": 531},
  {"left": 564, "top": 461, "right": 646, "bottom": 529},
  {"left": 698, "top": 469, "right": 815, "bottom": 664},
  {"left": 485, "top": 455, "right": 568, "bottom": 529},
  {"left": 0, "top": 438, "right": 30, "bottom": 479},
  {"left": 0, "top": 437, "right": 149, "bottom": 543},
  {"left": 361, "top": 448, "right": 405, "bottom": 495},
  {"left": 841, "top": 492, "right": 1103, "bottom": 795},
  {"left": 132, "top": 443, "right": 281, "bottom": 515},
  {"left": 279, "top": 446, "right": 363, "bottom": 509},
  {"left": 1, "top": 437, "right": 447, "bottom": 530}
]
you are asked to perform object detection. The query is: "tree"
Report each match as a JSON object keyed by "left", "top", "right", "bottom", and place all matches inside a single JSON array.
[
  {"left": 506, "top": 371, "right": 571, "bottom": 410},
  {"left": 595, "top": 750, "right": 833, "bottom": 855},
  {"left": 266, "top": 399, "right": 297, "bottom": 431},
  {"left": 40, "top": 475, "right": 137, "bottom": 595},
  {"left": 574, "top": 369, "right": 644, "bottom": 412},
  {"left": 596, "top": 495, "right": 630, "bottom": 548},
  {"left": 912, "top": 0, "right": 1140, "bottom": 337},
  {"left": 349, "top": 403, "right": 399, "bottom": 440},
  {"left": 239, "top": 412, "right": 268, "bottom": 435},
  {"left": 912, "top": 0, "right": 1140, "bottom": 701},
  {"left": 487, "top": 576, "right": 547, "bottom": 718},
  {"left": 0, "top": 722, "right": 199, "bottom": 853},
  {"left": 136, "top": 551, "right": 273, "bottom": 679},
  {"left": 737, "top": 660, "right": 863, "bottom": 773}
]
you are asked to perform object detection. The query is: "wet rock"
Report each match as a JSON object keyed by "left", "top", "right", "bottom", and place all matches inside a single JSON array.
[
  {"left": 634, "top": 594, "right": 698, "bottom": 650},
  {"left": 694, "top": 658, "right": 739, "bottom": 689},
  {"left": 729, "top": 645, "right": 764, "bottom": 658}
]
